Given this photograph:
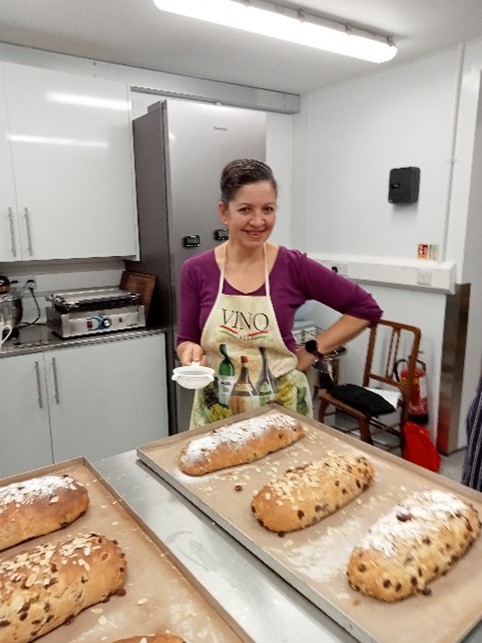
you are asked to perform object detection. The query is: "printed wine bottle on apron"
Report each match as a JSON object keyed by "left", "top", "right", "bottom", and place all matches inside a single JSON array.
[
  {"left": 229, "top": 355, "right": 259, "bottom": 414},
  {"left": 256, "top": 346, "right": 276, "bottom": 405},
  {"left": 218, "top": 343, "right": 236, "bottom": 407}
]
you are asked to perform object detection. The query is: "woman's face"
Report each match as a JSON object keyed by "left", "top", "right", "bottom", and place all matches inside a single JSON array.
[{"left": 219, "top": 180, "right": 277, "bottom": 249}]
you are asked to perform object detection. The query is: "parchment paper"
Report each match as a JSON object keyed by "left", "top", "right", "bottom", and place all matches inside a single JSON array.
[
  {"left": 137, "top": 406, "right": 482, "bottom": 643},
  {"left": 0, "top": 458, "right": 251, "bottom": 643}
]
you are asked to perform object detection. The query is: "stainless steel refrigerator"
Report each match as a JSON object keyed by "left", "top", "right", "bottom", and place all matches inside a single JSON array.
[{"left": 127, "top": 99, "right": 266, "bottom": 434}]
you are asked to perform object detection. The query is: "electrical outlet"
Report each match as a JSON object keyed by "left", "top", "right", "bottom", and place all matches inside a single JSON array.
[
  {"left": 331, "top": 263, "right": 349, "bottom": 277},
  {"left": 417, "top": 270, "right": 432, "bottom": 286},
  {"left": 25, "top": 278, "right": 37, "bottom": 291}
]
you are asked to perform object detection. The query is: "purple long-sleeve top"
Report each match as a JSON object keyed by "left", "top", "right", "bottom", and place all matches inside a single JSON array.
[{"left": 177, "top": 246, "right": 382, "bottom": 353}]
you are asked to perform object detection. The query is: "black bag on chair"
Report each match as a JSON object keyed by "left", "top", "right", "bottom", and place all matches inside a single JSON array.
[{"left": 330, "top": 384, "right": 397, "bottom": 417}]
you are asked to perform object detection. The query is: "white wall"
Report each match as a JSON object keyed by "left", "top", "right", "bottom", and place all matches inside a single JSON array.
[
  {"left": 0, "top": 260, "right": 125, "bottom": 324},
  {"left": 307, "top": 284, "right": 445, "bottom": 401},
  {"left": 292, "top": 47, "right": 467, "bottom": 443},
  {"left": 294, "top": 48, "right": 461, "bottom": 259}
]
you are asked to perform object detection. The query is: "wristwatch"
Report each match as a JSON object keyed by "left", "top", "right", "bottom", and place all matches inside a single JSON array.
[{"left": 305, "top": 339, "right": 323, "bottom": 359}]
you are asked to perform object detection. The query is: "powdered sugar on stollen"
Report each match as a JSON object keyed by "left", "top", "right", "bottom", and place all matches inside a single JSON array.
[
  {"left": 180, "top": 413, "right": 302, "bottom": 468},
  {"left": 0, "top": 475, "right": 81, "bottom": 512},
  {"left": 360, "top": 489, "right": 473, "bottom": 557}
]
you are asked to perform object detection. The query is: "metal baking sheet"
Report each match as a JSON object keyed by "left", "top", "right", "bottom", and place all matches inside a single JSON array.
[
  {"left": 0, "top": 458, "right": 252, "bottom": 643},
  {"left": 137, "top": 406, "right": 482, "bottom": 643}
]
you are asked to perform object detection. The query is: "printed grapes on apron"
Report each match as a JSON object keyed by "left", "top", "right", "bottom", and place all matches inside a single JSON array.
[{"left": 190, "top": 245, "right": 312, "bottom": 427}]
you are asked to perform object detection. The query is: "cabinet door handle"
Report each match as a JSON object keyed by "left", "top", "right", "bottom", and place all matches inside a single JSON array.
[
  {"left": 24, "top": 207, "right": 33, "bottom": 256},
  {"left": 35, "top": 360, "right": 43, "bottom": 409},
  {"left": 52, "top": 356, "right": 60, "bottom": 404},
  {"left": 8, "top": 207, "right": 17, "bottom": 257}
]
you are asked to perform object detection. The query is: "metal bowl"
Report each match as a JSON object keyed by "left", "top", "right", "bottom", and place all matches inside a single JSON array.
[{"left": 0, "top": 294, "right": 23, "bottom": 331}]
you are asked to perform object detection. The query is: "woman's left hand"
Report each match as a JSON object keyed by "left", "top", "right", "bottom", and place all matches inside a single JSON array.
[{"left": 296, "top": 346, "right": 317, "bottom": 373}]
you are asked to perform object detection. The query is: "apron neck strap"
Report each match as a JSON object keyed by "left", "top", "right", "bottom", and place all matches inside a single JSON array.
[{"left": 219, "top": 244, "right": 270, "bottom": 296}]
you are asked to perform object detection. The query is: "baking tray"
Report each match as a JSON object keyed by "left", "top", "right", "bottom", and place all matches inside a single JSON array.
[
  {"left": 137, "top": 405, "right": 482, "bottom": 643},
  {"left": 0, "top": 458, "right": 252, "bottom": 643}
]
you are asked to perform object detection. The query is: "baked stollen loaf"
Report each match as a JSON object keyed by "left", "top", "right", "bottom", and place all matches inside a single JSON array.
[
  {"left": 347, "top": 489, "right": 481, "bottom": 602},
  {"left": 178, "top": 412, "right": 305, "bottom": 476},
  {"left": 0, "top": 474, "right": 89, "bottom": 551},
  {"left": 251, "top": 453, "right": 374, "bottom": 534},
  {"left": 112, "top": 635, "right": 185, "bottom": 643},
  {"left": 0, "top": 533, "right": 127, "bottom": 643}
]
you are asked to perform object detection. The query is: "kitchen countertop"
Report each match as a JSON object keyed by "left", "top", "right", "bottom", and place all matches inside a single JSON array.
[
  {"left": 94, "top": 450, "right": 482, "bottom": 643},
  {"left": 0, "top": 323, "right": 167, "bottom": 358}
]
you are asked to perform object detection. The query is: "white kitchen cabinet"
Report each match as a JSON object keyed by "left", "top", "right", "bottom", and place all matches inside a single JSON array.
[
  {"left": 0, "top": 333, "right": 168, "bottom": 477},
  {"left": 0, "top": 61, "right": 138, "bottom": 262},
  {"left": 0, "top": 65, "right": 21, "bottom": 262},
  {"left": 0, "top": 352, "right": 54, "bottom": 477},
  {"left": 47, "top": 334, "right": 168, "bottom": 462}
]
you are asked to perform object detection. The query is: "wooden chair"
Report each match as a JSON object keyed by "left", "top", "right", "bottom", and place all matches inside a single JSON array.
[{"left": 318, "top": 319, "right": 421, "bottom": 447}]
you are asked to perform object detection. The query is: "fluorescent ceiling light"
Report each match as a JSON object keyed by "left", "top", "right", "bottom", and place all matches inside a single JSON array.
[
  {"left": 152, "top": 0, "right": 397, "bottom": 63},
  {"left": 46, "top": 92, "right": 130, "bottom": 111},
  {"left": 8, "top": 134, "right": 108, "bottom": 149}
]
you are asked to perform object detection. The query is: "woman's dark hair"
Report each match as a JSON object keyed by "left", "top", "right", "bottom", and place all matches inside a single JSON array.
[{"left": 220, "top": 159, "right": 277, "bottom": 205}]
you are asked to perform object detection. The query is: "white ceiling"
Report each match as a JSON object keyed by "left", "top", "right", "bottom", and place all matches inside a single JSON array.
[{"left": 1, "top": 0, "right": 482, "bottom": 95}]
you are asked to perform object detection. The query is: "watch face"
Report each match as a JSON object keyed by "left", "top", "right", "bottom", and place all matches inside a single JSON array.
[{"left": 305, "top": 339, "right": 318, "bottom": 354}]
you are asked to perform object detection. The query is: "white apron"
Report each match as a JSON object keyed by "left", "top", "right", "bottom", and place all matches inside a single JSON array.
[{"left": 190, "top": 245, "right": 312, "bottom": 427}]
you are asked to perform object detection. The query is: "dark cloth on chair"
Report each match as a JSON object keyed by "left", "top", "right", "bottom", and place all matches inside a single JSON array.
[
  {"left": 330, "top": 384, "right": 397, "bottom": 417},
  {"left": 462, "top": 374, "right": 482, "bottom": 492}
]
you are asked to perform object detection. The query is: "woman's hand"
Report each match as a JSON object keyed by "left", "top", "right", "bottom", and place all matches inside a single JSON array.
[
  {"left": 296, "top": 346, "right": 318, "bottom": 372},
  {"left": 177, "top": 341, "right": 207, "bottom": 366}
]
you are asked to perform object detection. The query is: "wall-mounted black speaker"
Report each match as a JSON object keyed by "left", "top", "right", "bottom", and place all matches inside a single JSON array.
[{"left": 388, "top": 167, "right": 420, "bottom": 204}]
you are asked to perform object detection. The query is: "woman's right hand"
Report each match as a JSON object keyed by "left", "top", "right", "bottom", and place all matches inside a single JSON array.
[{"left": 177, "top": 341, "right": 207, "bottom": 366}]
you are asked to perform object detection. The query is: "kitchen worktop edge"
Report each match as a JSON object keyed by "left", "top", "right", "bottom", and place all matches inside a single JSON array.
[{"left": 0, "top": 324, "right": 168, "bottom": 358}]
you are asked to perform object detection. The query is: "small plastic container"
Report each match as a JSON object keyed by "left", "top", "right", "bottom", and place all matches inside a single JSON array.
[{"left": 172, "top": 363, "right": 215, "bottom": 389}]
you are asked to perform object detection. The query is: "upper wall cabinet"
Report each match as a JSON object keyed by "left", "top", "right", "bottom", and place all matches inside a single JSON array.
[
  {"left": 0, "top": 66, "right": 20, "bottom": 261},
  {"left": 0, "top": 62, "right": 138, "bottom": 262}
]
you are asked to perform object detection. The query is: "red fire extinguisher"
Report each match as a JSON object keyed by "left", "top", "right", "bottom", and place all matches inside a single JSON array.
[{"left": 395, "top": 354, "right": 429, "bottom": 425}]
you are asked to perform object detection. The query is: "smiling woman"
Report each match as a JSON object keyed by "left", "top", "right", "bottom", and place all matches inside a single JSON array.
[{"left": 176, "top": 158, "right": 383, "bottom": 428}]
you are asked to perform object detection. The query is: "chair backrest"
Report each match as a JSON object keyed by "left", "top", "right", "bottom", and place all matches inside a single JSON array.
[{"left": 362, "top": 319, "right": 421, "bottom": 426}]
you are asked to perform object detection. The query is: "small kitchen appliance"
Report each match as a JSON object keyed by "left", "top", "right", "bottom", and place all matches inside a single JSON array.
[
  {"left": 0, "top": 275, "right": 24, "bottom": 340},
  {"left": 46, "top": 287, "right": 146, "bottom": 338}
]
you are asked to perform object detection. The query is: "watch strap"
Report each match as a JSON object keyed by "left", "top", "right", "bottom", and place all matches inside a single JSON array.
[{"left": 305, "top": 339, "right": 323, "bottom": 358}]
